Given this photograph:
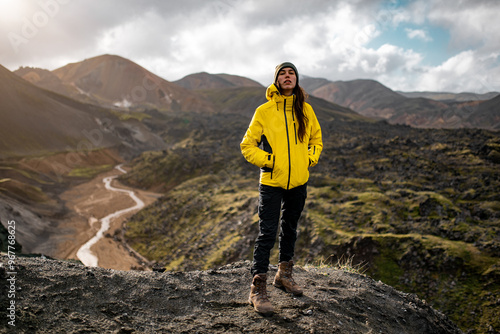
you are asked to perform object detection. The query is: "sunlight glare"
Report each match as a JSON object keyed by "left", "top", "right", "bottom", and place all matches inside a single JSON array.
[
  {"left": 0, "top": 0, "right": 21, "bottom": 11},
  {"left": 0, "top": 0, "right": 30, "bottom": 23}
]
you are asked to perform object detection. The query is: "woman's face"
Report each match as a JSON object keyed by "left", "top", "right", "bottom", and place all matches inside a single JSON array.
[{"left": 277, "top": 67, "right": 297, "bottom": 96}]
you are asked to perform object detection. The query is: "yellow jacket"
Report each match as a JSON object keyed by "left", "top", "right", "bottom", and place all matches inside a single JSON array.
[{"left": 241, "top": 84, "right": 323, "bottom": 190}]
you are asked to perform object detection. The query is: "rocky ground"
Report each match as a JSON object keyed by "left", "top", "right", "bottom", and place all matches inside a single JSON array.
[{"left": 0, "top": 256, "right": 463, "bottom": 334}]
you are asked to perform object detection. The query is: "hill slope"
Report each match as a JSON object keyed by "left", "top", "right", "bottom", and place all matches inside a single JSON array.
[
  {"left": 14, "top": 66, "right": 88, "bottom": 102},
  {"left": 0, "top": 64, "right": 121, "bottom": 158},
  {"left": 0, "top": 255, "right": 462, "bottom": 334},
  {"left": 463, "top": 94, "right": 500, "bottom": 129}
]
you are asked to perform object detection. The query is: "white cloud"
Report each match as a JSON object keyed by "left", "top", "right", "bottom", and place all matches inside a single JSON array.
[
  {"left": 405, "top": 28, "right": 432, "bottom": 42},
  {"left": 0, "top": 0, "right": 499, "bottom": 93},
  {"left": 426, "top": 0, "right": 500, "bottom": 53},
  {"left": 414, "top": 50, "right": 500, "bottom": 93}
]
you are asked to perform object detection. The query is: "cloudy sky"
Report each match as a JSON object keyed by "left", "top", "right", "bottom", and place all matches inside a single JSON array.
[{"left": 1, "top": 0, "right": 499, "bottom": 93}]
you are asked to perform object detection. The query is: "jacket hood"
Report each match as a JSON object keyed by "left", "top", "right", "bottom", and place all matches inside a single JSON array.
[
  {"left": 266, "top": 84, "right": 295, "bottom": 102},
  {"left": 266, "top": 84, "right": 280, "bottom": 101}
]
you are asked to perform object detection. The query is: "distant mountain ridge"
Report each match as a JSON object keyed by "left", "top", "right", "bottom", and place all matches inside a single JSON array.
[
  {"left": 301, "top": 77, "right": 500, "bottom": 130},
  {"left": 12, "top": 54, "right": 500, "bottom": 130},
  {"left": 301, "top": 78, "right": 408, "bottom": 119},
  {"left": 397, "top": 91, "right": 499, "bottom": 102}
]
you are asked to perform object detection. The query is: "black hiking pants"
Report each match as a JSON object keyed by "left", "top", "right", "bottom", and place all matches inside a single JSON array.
[{"left": 251, "top": 183, "right": 307, "bottom": 276}]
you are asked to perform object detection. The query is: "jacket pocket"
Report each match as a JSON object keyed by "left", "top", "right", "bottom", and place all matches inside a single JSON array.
[
  {"left": 260, "top": 154, "right": 275, "bottom": 179},
  {"left": 260, "top": 135, "right": 275, "bottom": 176}
]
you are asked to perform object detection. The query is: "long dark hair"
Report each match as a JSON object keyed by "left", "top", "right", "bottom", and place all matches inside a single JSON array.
[{"left": 280, "top": 84, "right": 308, "bottom": 143}]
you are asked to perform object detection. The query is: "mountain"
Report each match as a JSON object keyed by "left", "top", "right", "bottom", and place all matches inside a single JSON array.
[
  {"left": 301, "top": 78, "right": 408, "bottom": 119},
  {"left": 397, "top": 91, "right": 499, "bottom": 102},
  {"left": 174, "top": 72, "right": 263, "bottom": 90},
  {"left": 1, "top": 255, "right": 463, "bottom": 334},
  {"left": 301, "top": 77, "right": 500, "bottom": 130},
  {"left": 51, "top": 54, "right": 213, "bottom": 112},
  {"left": 0, "top": 64, "right": 121, "bottom": 158},
  {"left": 0, "top": 63, "right": 166, "bottom": 257},
  {"left": 0, "top": 63, "right": 167, "bottom": 159},
  {"left": 462, "top": 94, "right": 500, "bottom": 129}
]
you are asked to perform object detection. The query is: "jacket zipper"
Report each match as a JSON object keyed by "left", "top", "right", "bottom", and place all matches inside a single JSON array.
[
  {"left": 293, "top": 123, "right": 297, "bottom": 144},
  {"left": 283, "top": 98, "right": 292, "bottom": 190},
  {"left": 270, "top": 155, "right": 275, "bottom": 179},
  {"left": 292, "top": 96, "right": 297, "bottom": 145}
]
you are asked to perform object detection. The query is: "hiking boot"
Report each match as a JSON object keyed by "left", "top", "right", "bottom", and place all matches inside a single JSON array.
[
  {"left": 248, "top": 274, "right": 274, "bottom": 315},
  {"left": 273, "top": 261, "right": 303, "bottom": 296}
]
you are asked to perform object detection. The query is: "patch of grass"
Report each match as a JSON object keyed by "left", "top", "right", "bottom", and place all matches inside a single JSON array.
[
  {"left": 333, "top": 254, "right": 367, "bottom": 275},
  {"left": 304, "top": 254, "right": 367, "bottom": 276}
]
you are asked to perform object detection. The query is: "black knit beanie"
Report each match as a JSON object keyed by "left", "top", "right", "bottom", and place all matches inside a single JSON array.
[{"left": 274, "top": 62, "right": 299, "bottom": 85}]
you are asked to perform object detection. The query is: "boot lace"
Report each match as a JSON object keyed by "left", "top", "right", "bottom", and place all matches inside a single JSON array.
[
  {"left": 283, "top": 263, "right": 298, "bottom": 286},
  {"left": 255, "top": 279, "right": 269, "bottom": 301}
]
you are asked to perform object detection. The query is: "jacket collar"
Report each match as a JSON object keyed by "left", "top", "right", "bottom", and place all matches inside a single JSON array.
[{"left": 266, "top": 84, "right": 294, "bottom": 102}]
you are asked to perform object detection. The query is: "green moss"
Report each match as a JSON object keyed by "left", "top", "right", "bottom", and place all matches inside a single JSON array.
[
  {"left": 0, "top": 165, "right": 52, "bottom": 185},
  {"left": 418, "top": 191, "right": 456, "bottom": 209},
  {"left": 370, "top": 235, "right": 405, "bottom": 286},
  {"left": 68, "top": 165, "right": 113, "bottom": 178},
  {"left": 420, "top": 235, "right": 497, "bottom": 272},
  {"left": 205, "top": 232, "right": 242, "bottom": 269},
  {"left": 342, "top": 177, "right": 376, "bottom": 189},
  {"left": 428, "top": 143, "right": 449, "bottom": 151},
  {"left": 479, "top": 201, "right": 500, "bottom": 211},
  {"left": 165, "top": 255, "right": 185, "bottom": 271},
  {"left": 110, "top": 110, "right": 151, "bottom": 121},
  {"left": 2, "top": 180, "right": 50, "bottom": 203}
]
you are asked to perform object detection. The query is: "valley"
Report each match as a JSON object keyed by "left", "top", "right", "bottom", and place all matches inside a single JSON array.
[{"left": 62, "top": 165, "right": 159, "bottom": 270}]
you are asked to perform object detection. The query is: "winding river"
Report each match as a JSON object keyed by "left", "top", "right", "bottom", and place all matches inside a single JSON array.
[{"left": 76, "top": 165, "right": 144, "bottom": 267}]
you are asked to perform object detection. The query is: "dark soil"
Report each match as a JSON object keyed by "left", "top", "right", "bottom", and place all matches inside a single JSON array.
[{"left": 0, "top": 255, "right": 462, "bottom": 334}]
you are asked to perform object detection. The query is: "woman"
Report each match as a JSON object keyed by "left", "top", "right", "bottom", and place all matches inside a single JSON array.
[{"left": 240, "top": 62, "right": 322, "bottom": 314}]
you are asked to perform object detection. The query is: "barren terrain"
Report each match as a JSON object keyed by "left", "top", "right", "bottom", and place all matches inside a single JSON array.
[{"left": 0, "top": 256, "right": 463, "bottom": 334}]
